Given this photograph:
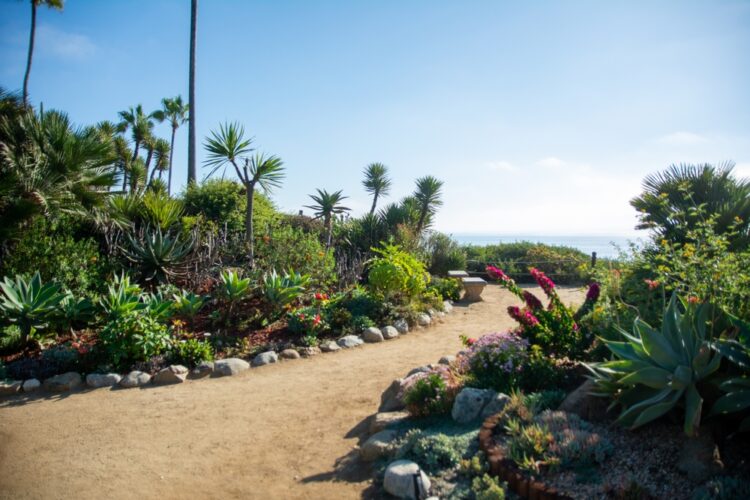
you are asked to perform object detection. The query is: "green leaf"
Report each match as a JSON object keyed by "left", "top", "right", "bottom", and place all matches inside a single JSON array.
[
  {"left": 618, "top": 367, "right": 671, "bottom": 388},
  {"left": 710, "top": 390, "right": 750, "bottom": 416},
  {"left": 637, "top": 317, "right": 680, "bottom": 370},
  {"left": 684, "top": 384, "right": 703, "bottom": 436}
]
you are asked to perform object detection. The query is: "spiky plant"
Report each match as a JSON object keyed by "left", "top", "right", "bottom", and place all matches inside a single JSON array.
[
  {"left": 413, "top": 176, "right": 444, "bottom": 234},
  {"left": 363, "top": 162, "right": 392, "bottom": 215},
  {"left": 305, "top": 188, "right": 350, "bottom": 249},
  {"left": 151, "top": 96, "right": 188, "bottom": 194},
  {"left": 0, "top": 272, "right": 66, "bottom": 344},
  {"left": 122, "top": 227, "right": 195, "bottom": 283}
]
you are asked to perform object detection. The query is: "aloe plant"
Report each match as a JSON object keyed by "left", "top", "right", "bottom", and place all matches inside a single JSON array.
[
  {"left": 0, "top": 272, "right": 66, "bottom": 343},
  {"left": 261, "top": 269, "right": 310, "bottom": 310},
  {"left": 122, "top": 227, "right": 195, "bottom": 283},
  {"left": 587, "top": 295, "right": 722, "bottom": 436},
  {"left": 172, "top": 290, "right": 206, "bottom": 325},
  {"left": 218, "top": 269, "right": 253, "bottom": 324},
  {"left": 99, "top": 273, "right": 145, "bottom": 320}
]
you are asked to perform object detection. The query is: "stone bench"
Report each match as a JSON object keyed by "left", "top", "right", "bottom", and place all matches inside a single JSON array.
[
  {"left": 461, "top": 277, "right": 486, "bottom": 301},
  {"left": 448, "top": 270, "right": 469, "bottom": 279}
]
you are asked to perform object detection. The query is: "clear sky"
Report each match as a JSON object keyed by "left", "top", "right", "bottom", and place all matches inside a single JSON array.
[{"left": 1, "top": 0, "right": 749, "bottom": 236}]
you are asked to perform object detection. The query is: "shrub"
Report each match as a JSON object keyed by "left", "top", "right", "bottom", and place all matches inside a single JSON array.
[
  {"left": 403, "top": 371, "right": 455, "bottom": 417},
  {"left": 255, "top": 225, "right": 336, "bottom": 287},
  {"left": 472, "top": 474, "right": 506, "bottom": 500},
  {"left": 171, "top": 338, "right": 214, "bottom": 367},
  {"left": 171, "top": 290, "right": 206, "bottom": 326},
  {"left": 367, "top": 244, "right": 429, "bottom": 301},
  {"left": 99, "top": 311, "right": 171, "bottom": 369},
  {"left": 396, "top": 429, "right": 466, "bottom": 473},
  {"left": 517, "top": 346, "right": 575, "bottom": 393},
  {"left": 428, "top": 277, "right": 462, "bottom": 302},
  {"left": 261, "top": 269, "right": 310, "bottom": 316},
  {"left": 99, "top": 273, "right": 146, "bottom": 320},
  {"left": 217, "top": 269, "right": 253, "bottom": 324},
  {"left": 349, "top": 314, "right": 375, "bottom": 333},
  {"left": 458, "top": 331, "right": 528, "bottom": 393},
  {"left": 423, "top": 231, "right": 467, "bottom": 276}
]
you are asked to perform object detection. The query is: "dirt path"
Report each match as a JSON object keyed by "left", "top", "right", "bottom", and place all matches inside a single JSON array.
[{"left": 0, "top": 284, "right": 584, "bottom": 500}]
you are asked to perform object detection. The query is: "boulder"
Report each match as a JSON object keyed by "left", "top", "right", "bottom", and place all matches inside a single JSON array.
[
  {"left": 438, "top": 355, "right": 456, "bottom": 365},
  {"left": 428, "top": 309, "right": 439, "bottom": 318},
  {"left": 43, "top": 372, "right": 82, "bottom": 392},
  {"left": 252, "top": 351, "right": 278, "bottom": 367},
  {"left": 213, "top": 358, "right": 250, "bottom": 376},
  {"left": 360, "top": 430, "right": 399, "bottom": 462},
  {"left": 191, "top": 361, "right": 214, "bottom": 378},
  {"left": 337, "top": 335, "right": 364, "bottom": 348},
  {"left": 383, "top": 460, "right": 431, "bottom": 499},
  {"left": 481, "top": 393, "right": 511, "bottom": 419},
  {"left": 416, "top": 313, "right": 431, "bottom": 327},
  {"left": 677, "top": 433, "right": 724, "bottom": 482},
  {"left": 451, "top": 387, "right": 495, "bottom": 423},
  {"left": 362, "top": 327, "right": 384, "bottom": 343},
  {"left": 558, "top": 379, "right": 609, "bottom": 421},
  {"left": 380, "top": 378, "right": 406, "bottom": 412},
  {"left": 382, "top": 326, "right": 400, "bottom": 340},
  {"left": 299, "top": 346, "right": 322, "bottom": 357},
  {"left": 280, "top": 349, "right": 301, "bottom": 360},
  {"left": 370, "top": 411, "right": 410, "bottom": 434},
  {"left": 394, "top": 319, "right": 410, "bottom": 334},
  {"left": 120, "top": 371, "right": 151, "bottom": 388},
  {"left": 152, "top": 365, "right": 188, "bottom": 385},
  {"left": 22, "top": 379, "right": 41, "bottom": 393},
  {"left": 86, "top": 373, "right": 122, "bottom": 389},
  {"left": 443, "top": 301, "right": 453, "bottom": 313},
  {"left": 0, "top": 380, "right": 22, "bottom": 396},
  {"left": 320, "top": 341, "right": 341, "bottom": 352},
  {"left": 406, "top": 365, "right": 432, "bottom": 377}
]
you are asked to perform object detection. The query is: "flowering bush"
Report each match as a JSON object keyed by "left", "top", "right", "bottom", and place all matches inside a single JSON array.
[{"left": 458, "top": 331, "right": 529, "bottom": 392}]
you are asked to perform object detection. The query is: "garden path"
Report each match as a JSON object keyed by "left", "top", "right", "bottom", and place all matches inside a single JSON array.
[{"left": 0, "top": 283, "right": 584, "bottom": 500}]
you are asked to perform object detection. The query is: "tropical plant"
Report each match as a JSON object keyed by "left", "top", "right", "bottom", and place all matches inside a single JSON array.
[
  {"left": 586, "top": 296, "right": 723, "bottom": 436},
  {"left": 423, "top": 231, "right": 466, "bottom": 276},
  {"left": 217, "top": 269, "right": 253, "bottom": 323},
  {"left": 171, "top": 290, "right": 206, "bottom": 326},
  {"left": 56, "top": 293, "right": 95, "bottom": 333},
  {"left": 99, "top": 273, "right": 145, "bottom": 320},
  {"left": 413, "top": 176, "right": 444, "bottom": 234},
  {"left": 22, "top": 0, "right": 64, "bottom": 104},
  {"left": 362, "top": 162, "right": 392, "bottom": 215},
  {"left": 0, "top": 272, "right": 65, "bottom": 344},
  {"left": 305, "top": 188, "right": 350, "bottom": 249},
  {"left": 261, "top": 269, "right": 310, "bottom": 312},
  {"left": 709, "top": 317, "right": 750, "bottom": 431},
  {"left": 122, "top": 227, "right": 195, "bottom": 283},
  {"left": 141, "top": 190, "right": 184, "bottom": 230},
  {"left": 150, "top": 95, "right": 188, "bottom": 194},
  {"left": 117, "top": 104, "right": 153, "bottom": 190}
]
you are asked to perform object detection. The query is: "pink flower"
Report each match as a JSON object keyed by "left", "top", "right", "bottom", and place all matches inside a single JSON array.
[
  {"left": 530, "top": 268, "right": 555, "bottom": 294},
  {"left": 486, "top": 265, "right": 511, "bottom": 282},
  {"left": 644, "top": 279, "right": 660, "bottom": 291},
  {"left": 586, "top": 282, "right": 601, "bottom": 302},
  {"left": 523, "top": 291, "right": 543, "bottom": 310}
]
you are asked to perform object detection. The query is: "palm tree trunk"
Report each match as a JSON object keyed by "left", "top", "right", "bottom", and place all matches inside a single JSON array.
[
  {"left": 325, "top": 216, "right": 333, "bottom": 250},
  {"left": 246, "top": 182, "right": 255, "bottom": 267},
  {"left": 369, "top": 193, "right": 378, "bottom": 216},
  {"left": 22, "top": 1, "right": 36, "bottom": 105},
  {"left": 187, "top": 0, "right": 198, "bottom": 185},
  {"left": 167, "top": 124, "right": 176, "bottom": 195}
]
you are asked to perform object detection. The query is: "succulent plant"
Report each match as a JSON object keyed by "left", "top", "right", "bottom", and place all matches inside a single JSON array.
[
  {"left": 122, "top": 226, "right": 194, "bottom": 283},
  {"left": 0, "top": 272, "right": 66, "bottom": 343}
]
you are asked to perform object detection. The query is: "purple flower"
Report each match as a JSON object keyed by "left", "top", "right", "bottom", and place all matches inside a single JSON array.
[{"left": 586, "top": 282, "right": 601, "bottom": 302}]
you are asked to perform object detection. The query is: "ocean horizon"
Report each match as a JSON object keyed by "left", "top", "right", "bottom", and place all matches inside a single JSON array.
[{"left": 450, "top": 234, "right": 642, "bottom": 259}]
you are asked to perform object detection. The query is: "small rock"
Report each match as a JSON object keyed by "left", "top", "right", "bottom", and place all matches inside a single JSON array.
[
  {"left": 677, "top": 432, "right": 724, "bottom": 482},
  {"left": 451, "top": 387, "right": 495, "bottom": 423},
  {"left": 394, "top": 319, "right": 410, "bottom": 334},
  {"left": 86, "top": 373, "right": 122, "bottom": 388},
  {"left": 0, "top": 380, "right": 22, "bottom": 395},
  {"left": 383, "top": 460, "right": 431, "bottom": 499},
  {"left": 43, "top": 372, "right": 82, "bottom": 392},
  {"left": 320, "top": 341, "right": 341, "bottom": 352},
  {"left": 22, "top": 379, "right": 40, "bottom": 393},
  {"left": 370, "top": 411, "right": 410, "bottom": 434},
  {"left": 438, "top": 355, "right": 455, "bottom": 365},
  {"left": 191, "top": 361, "right": 214, "bottom": 378},
  {"left": 427, "top": 309, "right": 439, "bottom": 318},
  {"left": 213, "top": 358, "right": 250, "bottom": 376},
  {"left": 443, "top": 301, "right": 453, "bottom": 313},
  {"left": 280, "top": 349, "right": 301, "bottom": 360},
  {"left": 120, "top": 370, "right": 151, "bottom": 388},
  {"left": 299, "top": 346, "right": 322, "bottom": 357},
  {"left": 152, "top": 365, "right": 188, "bottom": 385},
  {"left": 416, "top": 313, "right": 431, "bottom": 327},
  {"left": 360, "top": 430, "right": 399, "bottom": 461},
  {"left": 481, "top": 393, "right": 511, "bottom": 419},
  {"left": 406, "top": 365, "right": 432, "bottom": 377},
  {"left": 381, "top": 326, "right": 399, "bottom": 340},
  {"left": 337, "top": 335, "right": 364, "bottom": 348},
  {"left": 380, "top": 378, "right": 406, "bottom": 412},
  {"left": 252, "top": 351, "right": 278, "bottom": 367},
  {"left": 558, "top": 379, "right": 609, "bottom": 421},
  {"left": 362, "top": 327, "right": 384, "bottom": 343}
]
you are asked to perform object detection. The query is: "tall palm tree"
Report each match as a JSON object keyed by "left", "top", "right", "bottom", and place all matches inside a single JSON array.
[
  {"left": 22, "top": 0, "right": 63, "bottom": 105},
  {"left": 151, "top": 96, "right": 188, "bottom": 195},
  {"left": 117, "top": 105, "right": 153, "bottom": 190},
  {"left": 148, "top": 138, "right": 171, "bottom": 185},
  {"left": 203, "top": 122, "right": 285, "bottom": 266},
  {"left": 187, "top": 0, "right": 198, "bottom": 185},
  {"left": 305, "top": 189, "right": 350, "bottom": 249},
  {"left": 413, "top": 176, "right": 444, "bottom": 234},
  {"left": 363, "top": 162, "right": 392, "bottom": 215}
]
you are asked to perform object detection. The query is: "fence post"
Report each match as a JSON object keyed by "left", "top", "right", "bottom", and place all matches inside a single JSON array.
[{"left": 591, "top": 251, "right": 597, "bottom": 267}]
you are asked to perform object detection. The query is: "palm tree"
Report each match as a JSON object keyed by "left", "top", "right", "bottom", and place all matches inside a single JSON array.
[
  {"left": 413, "top": 176, "right": 444, "bottom": 234},
  {"left": 203, "top": 122, "right": 285, "bottom": 266},
  {"left": 148, "top": 138, "right": 171, "bottom": 185},
  {"left": 187, "top": 0, "right": 198, "bottom": 185},
  {"left": 22, "top": 0, "right": 63, "bottom": 105},
  {"left": 363, "top": 162, "right": 392, "bottom": 215},
  {"left": 151, "top": 96, "right": 188, "bottom": 195},
  {"left": 117, "top": 105, "right": 153, "bottom": 190},
  {"left": 305, "top": 189, "right": 350, "bottom": 249}
]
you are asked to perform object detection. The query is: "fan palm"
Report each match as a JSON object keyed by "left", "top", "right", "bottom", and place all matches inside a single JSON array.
[
  {"left": 148, "top": 138, "right": 171, "bottom": 184},
  {"left": 363, "top": 162, "right": 392, "bottom": 215},
  {"left": 413, "top": 176, "right": 444, "bottom": 234},
  {"left": 151, "top": 95, "right": 188, "bottom": 194},
  {"left": 305, "top": 189, "right": 350, "bottom": 249},
  {"left": 22, "top": 0, "right": 64, "bottom": 104},
  {"left": 117, "top": 104, "right": 153, "bottom": 191},
  {"left": 203, "top": 122, "right": 285, "bottom": 265}
]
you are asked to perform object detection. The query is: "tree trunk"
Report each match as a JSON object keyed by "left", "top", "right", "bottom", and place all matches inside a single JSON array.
[
  {"left": 369, "top": 192, "right": 378, "bottom": 216},
  {"left": 416, "top": 206, "right": 427, "bottom": 235},
  {"left": 246, "top": 183, "right": 255, "bottom": 267},
  {"left": 22, "top": 1, "right": 36, "bottom": 105},
  {"left": 187, "top": 0, "right": 198, "bottom": 185},
  {"left": 325, "top": 215, "right": 333, "bottom": 250},
  {"left": 167, "top": 124, "right": 176, "bottom": 195}
]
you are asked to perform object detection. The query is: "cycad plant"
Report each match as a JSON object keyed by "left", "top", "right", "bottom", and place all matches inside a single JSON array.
[
  {"left": 305, "top": 188, "right": 350, "bottom": 250},
  {"left": 363, "top": 162, "right": 392, "bottom": 215},
  {"left": 0, "top": 272, "right": 66, "bottom": 344}
]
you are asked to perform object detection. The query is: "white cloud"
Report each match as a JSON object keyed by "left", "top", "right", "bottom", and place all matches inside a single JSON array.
[
  {"left": 535, "top": 156, "right": 566, "bottom": 169},
  {"left": 734, "top": 162, "right": 750, "bottom": 180},
  {"left": 37, "top": 25, "right": 96, "bottom": 61},
  {"left": 486, "top": 160, "right": 517, "bottom": 172},
  {"left": 656, "top": 131, "right": 710, "bottom": 146}
]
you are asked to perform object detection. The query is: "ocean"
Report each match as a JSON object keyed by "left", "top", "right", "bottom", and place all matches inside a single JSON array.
[{"left": 451, "top": 234, "right": 642, "bottom": 259}]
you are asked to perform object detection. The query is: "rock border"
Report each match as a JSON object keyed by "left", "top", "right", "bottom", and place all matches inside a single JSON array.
[{"left": 479, "top": 412, "right": 573, "bottom": 500}]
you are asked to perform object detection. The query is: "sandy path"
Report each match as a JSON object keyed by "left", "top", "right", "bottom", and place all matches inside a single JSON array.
[{"left": 0, "top": 284, "right": 583, "bottom": 500}]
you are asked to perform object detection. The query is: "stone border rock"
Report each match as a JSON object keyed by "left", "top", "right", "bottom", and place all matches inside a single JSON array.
[{"left": 479, "top": 412, "right": 573, "bottom": 500}]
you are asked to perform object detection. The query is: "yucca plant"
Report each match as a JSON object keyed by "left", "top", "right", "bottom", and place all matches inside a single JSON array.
[
  {"left": 122, "top": 227, "right": 195, "bottom": 283},
  {"left": 586, "top": 295, "right": 722, "bottom": 436},
  {"left": 99, "top": 273, "right": 145, "bottom": 320},
  {"left": 0, "top": 272, "right": 66, "bottom": 344},
  {"left": 218, "top": 269, "right": 253, "bottom": 324},
  {"left": 261, "top": 269, "right": 310, "bottom": 312}
]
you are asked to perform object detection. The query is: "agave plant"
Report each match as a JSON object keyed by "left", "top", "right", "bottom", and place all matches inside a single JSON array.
[
  {"left": 56, "top": 293, "right": 96, "bottom": 333},
  {"left": 172, "top": 289, "right": 206, "bottom": 325},
  {"left": 262, "top": 269, "right": 310, "bottom": 311},
  {"left": 99, "top": 273, "right": 145, "bottom": 320},
  {"left": 218, "top": 269, "right": 254, "bottom": 324},
  {"left": 587, "top": 295, "right": 722, "bottom": 436},
  {"left": 0, "top": 272, "right": 66, "bottom": 343},
  {"left": 122, "top": 227, "right": 195, "bottom": 283}
]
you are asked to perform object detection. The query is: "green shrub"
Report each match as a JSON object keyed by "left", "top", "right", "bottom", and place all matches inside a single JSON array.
[
  {"left": 287, "top": 306, "right": 328, "bottom": 338},
  {"left": 472, "top": 474, "right": 506, "bottom": 500},
  {"left": 0, "top": 360, "right": 6, "bottom": 380},
  {"left": 367, "top": 244, "right": 429, "bottom": 301},
  {"left": 99, "top": 273, "right": 146, "bottom": 320},
  {"left": 403, "top": 372, "right": 453, "bottom": 417},
  {"left": 396, "top": 429, "right": 465, "bottom": 473},
  {"left": 121, "top": 227, "right": 195, "bottom": 283},
  {"left": 217, "top": 269, "right": 253, "bottom": 325},
  {"left": 254, "top": 225, "right": 335, "bottom": 287},
  {"left": 171, "top": 338, "right": 213, "bottom": 367},
  {"left": 171, "top": 290, "right": 206, "bottom": 325},
  {"left": 423, "top": 232, "right": 467, "bottom": 276},
  {"left": 349, "top": 314, "right": 375, "bottom": 333},
  {"left": 99, "top": 311, "right": 171, "bottom": 369},
  {"left": 427, "top": 277, "right": 461, "bottom": 302},
  {"left": 261, "top": 269, "right": 310, "bottom": 317}
]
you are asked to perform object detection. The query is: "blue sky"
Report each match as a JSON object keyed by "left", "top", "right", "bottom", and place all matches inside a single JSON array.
[{"left": 1, "top": 0, "right": 749, "bottom": 236}]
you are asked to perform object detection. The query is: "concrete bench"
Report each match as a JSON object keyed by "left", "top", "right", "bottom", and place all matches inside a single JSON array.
[
  {"left": 448, "top": 270, "right": 469, "bottom": 279},
  {"left": 461, "top": 277, "right": 487, "bottom": 301}
]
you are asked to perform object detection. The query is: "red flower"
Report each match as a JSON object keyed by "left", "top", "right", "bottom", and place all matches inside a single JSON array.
[
  {"left": 313, "top": 314, "right": 321, "bottom": 326},
  {"left": 688, "top": 296, "right": 700, "bottom": 304},
  {"left": 644, "top": 279, "right": 660, "bottom": 291},
  {"left": 467, "top": 338, "right": 477, "bottom": 346}
]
